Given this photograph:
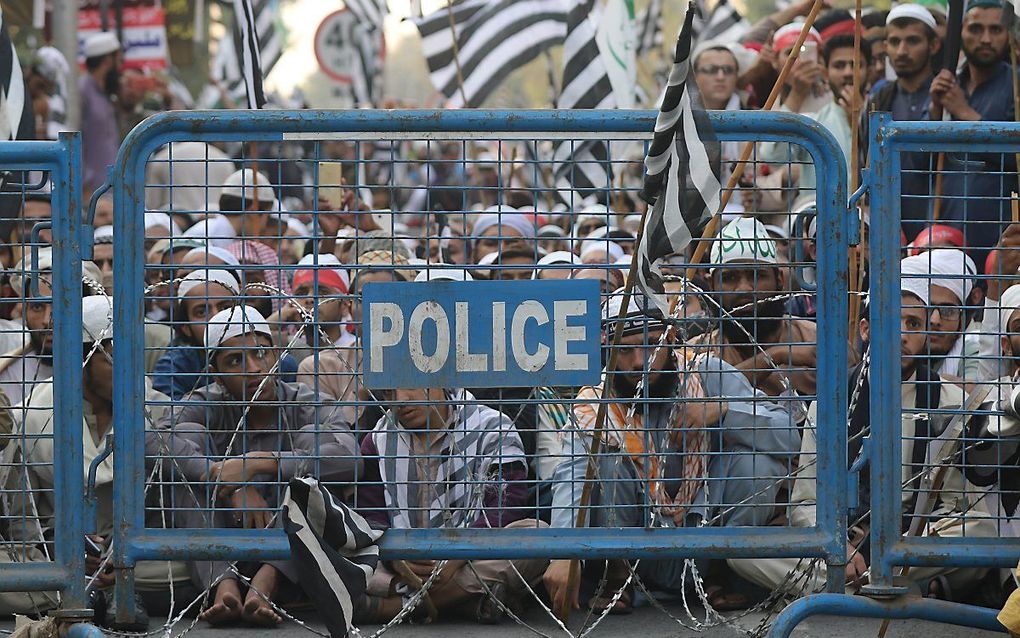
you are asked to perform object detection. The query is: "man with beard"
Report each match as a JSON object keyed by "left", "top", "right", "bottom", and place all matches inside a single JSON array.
[
  {"left": 934, "top": 0, "right": 1016, "bottom": 257},
  {"left": 729, "top": 264, "right": 993, "bottom": 598},
  {"left": 860, "top": 5, "right": 942, "bottom": 238},
  {"left": 763, "top": 33, "right": 872, "bottom": 205},
  {"left": 79, "top": 32, "right": 122, "bottom": 195},
  {"left": 0, "top": 249, "right": 102, "bottom": 405},
  {"left": 700, "top": 217, "right": 823, "bottom": 398},
  {"left": 542, "top": 289, "right": 800, "bottom": 615},
  {"left": 147, "top": 305, "right": 359, "bottom": 627}
]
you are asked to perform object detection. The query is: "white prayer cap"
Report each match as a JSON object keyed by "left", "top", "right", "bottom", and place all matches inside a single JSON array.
[
  {"left": 93, "top": 225, "right": 114, "bottom": 241},
  {"left": 286, "top": 217, "right": 310, "bottom": 237},
  {"left": 82, "top": 295, "right": 113, "bottom": 344},
  {"left": 219, "top": 169, "right": 278, "bottom": 208},
  {"left": 917, "top": 248, "right": 977, "bottom": 305},
  {"left": 999, "top": 285, "right": 1020, "bottom": 339},
  {"left": 414, "top": 267, "right": 474, "bottom": 282},
  {"left": 11, "top": 248, "right": 102, "bottom": 296},
  {"left": 145, "top": 212, "right": 178, "bottom": 234},
  {"left": 83, "top": 32, "right": 120, "bottom": 59},
  {"left": 184, "top": 246, "right": 241, "bottom": 267},
  {"left": 538, "top": 224, "right": 565, "bottom": 238},
  {"left": 537, "top": 251, "right": 582, "bottom": 267},
  {"left": 178, "top": 269, "right": 240, "bottom": 298},
  {"left": 472, "top": 208, "right": 534, "bottom": 238},
  {"left": 580, "top": 240, "right": 625, "bottom": 264},
  {"left": 709, "top": 217, "right": 779, "bottom": 270},
  {"left": 887, "top": 4, "right": 938, "bottom": 29},
  {"left": 205, "top": 305, "right": 272, "bottom": 351},
  {"left": 899, "top": 254, "right": 932, "bottom": 306},
  {"left": 692, "top": 40, "right": 754, "bottom": 76}
]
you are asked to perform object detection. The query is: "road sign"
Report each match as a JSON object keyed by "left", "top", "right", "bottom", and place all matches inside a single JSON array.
[
  {"left": 363, "top": 280, "right": 602, "bottom": 389},
  {"left": 314, "top": 8, "right": 383, "bottom": 84}
]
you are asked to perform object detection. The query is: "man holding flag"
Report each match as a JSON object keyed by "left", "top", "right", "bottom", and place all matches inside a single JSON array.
[{"left": 542, "top": 4, "right": 801, "bottom": 615}]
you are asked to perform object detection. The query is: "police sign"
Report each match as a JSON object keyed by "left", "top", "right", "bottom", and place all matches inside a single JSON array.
[{"left": 363, "top": 280, "right": 601, "bottom": 389}]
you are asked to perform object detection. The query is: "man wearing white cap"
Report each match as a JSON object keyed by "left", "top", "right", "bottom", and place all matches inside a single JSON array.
[
  {"left": 544, "top": 289, "right": 799, "bottom": 614},
  {"left": 80, "top": 32, "right": 122, "bottom": 194},
  {"left": 699, "top": 217, "right": 823, "bottom": 397},
  {"left": 148, "top": 305, "right": 359, "bottom": 627},
  {"left": 183, "top": 169, "right": 278, "bottom": 248},
  {"left": 1, "top": 296, "right": 191, "bottom": 623},
  {"left": 901, "top": 249, "right": 982, "bottom": 381},
  {"left": 0, "top": 249, "right": 103, "bottom": 405},
  {"left": 963, "top": 283, "right": 1020, "bottom": 561},
  {"left": 862, "top": 4, "right": 942, "bottom": 233},
  {"left": 731, "top": 260, "right": 993, "bottom": 598},
  {"left": 152, "top": 269, "right": 240, "bottom": 400}
]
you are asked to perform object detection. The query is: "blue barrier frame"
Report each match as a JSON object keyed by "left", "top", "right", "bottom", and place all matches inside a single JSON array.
[
  {"left": 0, "top": 134, "right": 88, "bottom": 613},
  {"left": 110, "top": 109, "right": 849, "bottom": 615},
  {"left": 771, "top": 112, "right": 1020, "bottom": 638}
]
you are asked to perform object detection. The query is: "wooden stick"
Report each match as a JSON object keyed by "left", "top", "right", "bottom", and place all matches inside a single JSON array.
[
  {"left": 1012, "top": 193, "right": 1019, "bottom": 224},
  {"left": 931, "top": 152, "right": 947, "bottom": 221},
  {"left": 445, "top": 0, "right": 469, "bottom": 107},
  {"left": 560, "top": 204, "right": 651, "bottom": 621},
  {"left": 1011, "top": 36, "right": 1020, "bottom": 196},
  {"left": 848, "top": 0, "right": 864, "bottom": 346},
  {"left": 562, "top": 2, "right": 828, "bottom": 619},
  {"left": 684, "top": 0, "right": 827, "bottom": 280}
]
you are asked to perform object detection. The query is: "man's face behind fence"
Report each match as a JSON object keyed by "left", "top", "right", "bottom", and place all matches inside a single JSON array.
[
  {"left": 212, "top": 333, "right": 279, "bottom": 402},
  {"left": 26, "top": 279, "right": 53, "bottom": 359},
  {"left": 612, "top": 329, "right": 671, "bottom": 398},
  {"left": 386, "top": 387, "right": 449, "bottom": 430}
]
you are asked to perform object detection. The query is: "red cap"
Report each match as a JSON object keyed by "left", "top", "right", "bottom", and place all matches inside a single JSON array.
[
  {"left": 908, "top": 224, "right": 966, "bottom": 256},
  {"left": 292, "top": 268, "right": 349, "bottom": 294}
]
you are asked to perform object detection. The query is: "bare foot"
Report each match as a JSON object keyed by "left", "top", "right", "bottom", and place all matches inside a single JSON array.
[
  {"left": 243, "top": 564, "right": 283, "bottom": 627},
  {"left": 199, "top": 579, "right": 243, "bottom": 625}
]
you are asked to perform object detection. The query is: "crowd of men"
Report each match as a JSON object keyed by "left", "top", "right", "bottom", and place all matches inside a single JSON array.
[{"left": 5, "top": 0, "right": 1020, "bottom": 632}]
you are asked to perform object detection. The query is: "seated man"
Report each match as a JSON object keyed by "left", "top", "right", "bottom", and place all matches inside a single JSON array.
[
  {"left": 2, "top": 296, "right": 191, "bottom": 625},
  {"left": 900, "top": 249, "right": 982, "bottom": 382},
  {"left": 152, "top": 269, "right": 240, "bottom": 399},
  {"left": 147, "top": 305, "right": 360, "bottom": 627},
  {"left": 697, "top": 216, "right": 828, "bottom": 398},
  {"left": 544, "top": 289, "right": 801, "bottom": 615},
  {"left": 0, "top": 249, "right": 102, "bottom": 405},
  {"left": 355, "top": 386, "right": 547, "bottom": 624},
  {"left": 730, "top": 264, "right": 994, "bottom": 599}
]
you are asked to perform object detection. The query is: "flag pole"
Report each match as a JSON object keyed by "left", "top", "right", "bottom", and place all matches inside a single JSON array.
[
  {"left": 848, "top": 0, "right": 864, "bottom": 347},
  {"left": 558, "top": 202, "right": 651, "bottom": 622},
  {"left": 559, "top": 0, "right": 752, "bottom": 620},
  {"left": 445, "top": 0, "right": 470, "bottom": 106},
  {"left": 684, "top": 0, "right": 826, "bottom": 281}
]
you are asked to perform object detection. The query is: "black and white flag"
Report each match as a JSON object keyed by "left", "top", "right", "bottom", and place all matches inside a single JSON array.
[
  {"left": 636, "top": 0, "right": 663, "bottom": 55},
  {"left": 344, "top": 0, "right": 388, "bottom": 31},
  {"left": 283, "top": 477, "right": 382, "bottom": 638},
  {"left": 695, "top": 0, "right": 749, "bottom": 44},
  {"left": 231, "top": 0, "right": 283, "bottom": 108},
  {"left": 413, "top": 0, "right": 567, "bottom": 108},
  {"left": 553, "top": 0, "right": 614, "bottom": 203},
  {"left": 638, "top": 3, "right": 720, "bottom": 316},
  {"left": 0, "top": 7, "right": 32, "bottom": 141}
]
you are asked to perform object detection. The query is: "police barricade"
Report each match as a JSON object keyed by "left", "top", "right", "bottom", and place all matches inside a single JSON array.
[
  {"left": 108, "top": 109, "right": 850, "bottom": 632},
  {"left": 0, "top": 134, "right": 93, "bottom": 623},
  {"left": 770, "top": 114, "right": 1020, "bottom": 637}
]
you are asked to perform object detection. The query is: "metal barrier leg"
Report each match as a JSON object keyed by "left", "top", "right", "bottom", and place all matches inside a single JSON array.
[
  {"left": 766, "top": 593, "right": 1006, "bottom": 638},
  {"left": 66, "top": 623, "right": 108, "bottom": 638}
]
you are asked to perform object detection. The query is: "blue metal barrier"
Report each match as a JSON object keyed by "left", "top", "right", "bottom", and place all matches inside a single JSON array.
[
  {"left": 770, "top": 112, "right": 1020, "bottom": 638},
  {"left": 109, "top": 108, "right": 852, "bottom": 619},
  {"left": 0, "top": 135, "right": 90, "bottom": 617}
]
